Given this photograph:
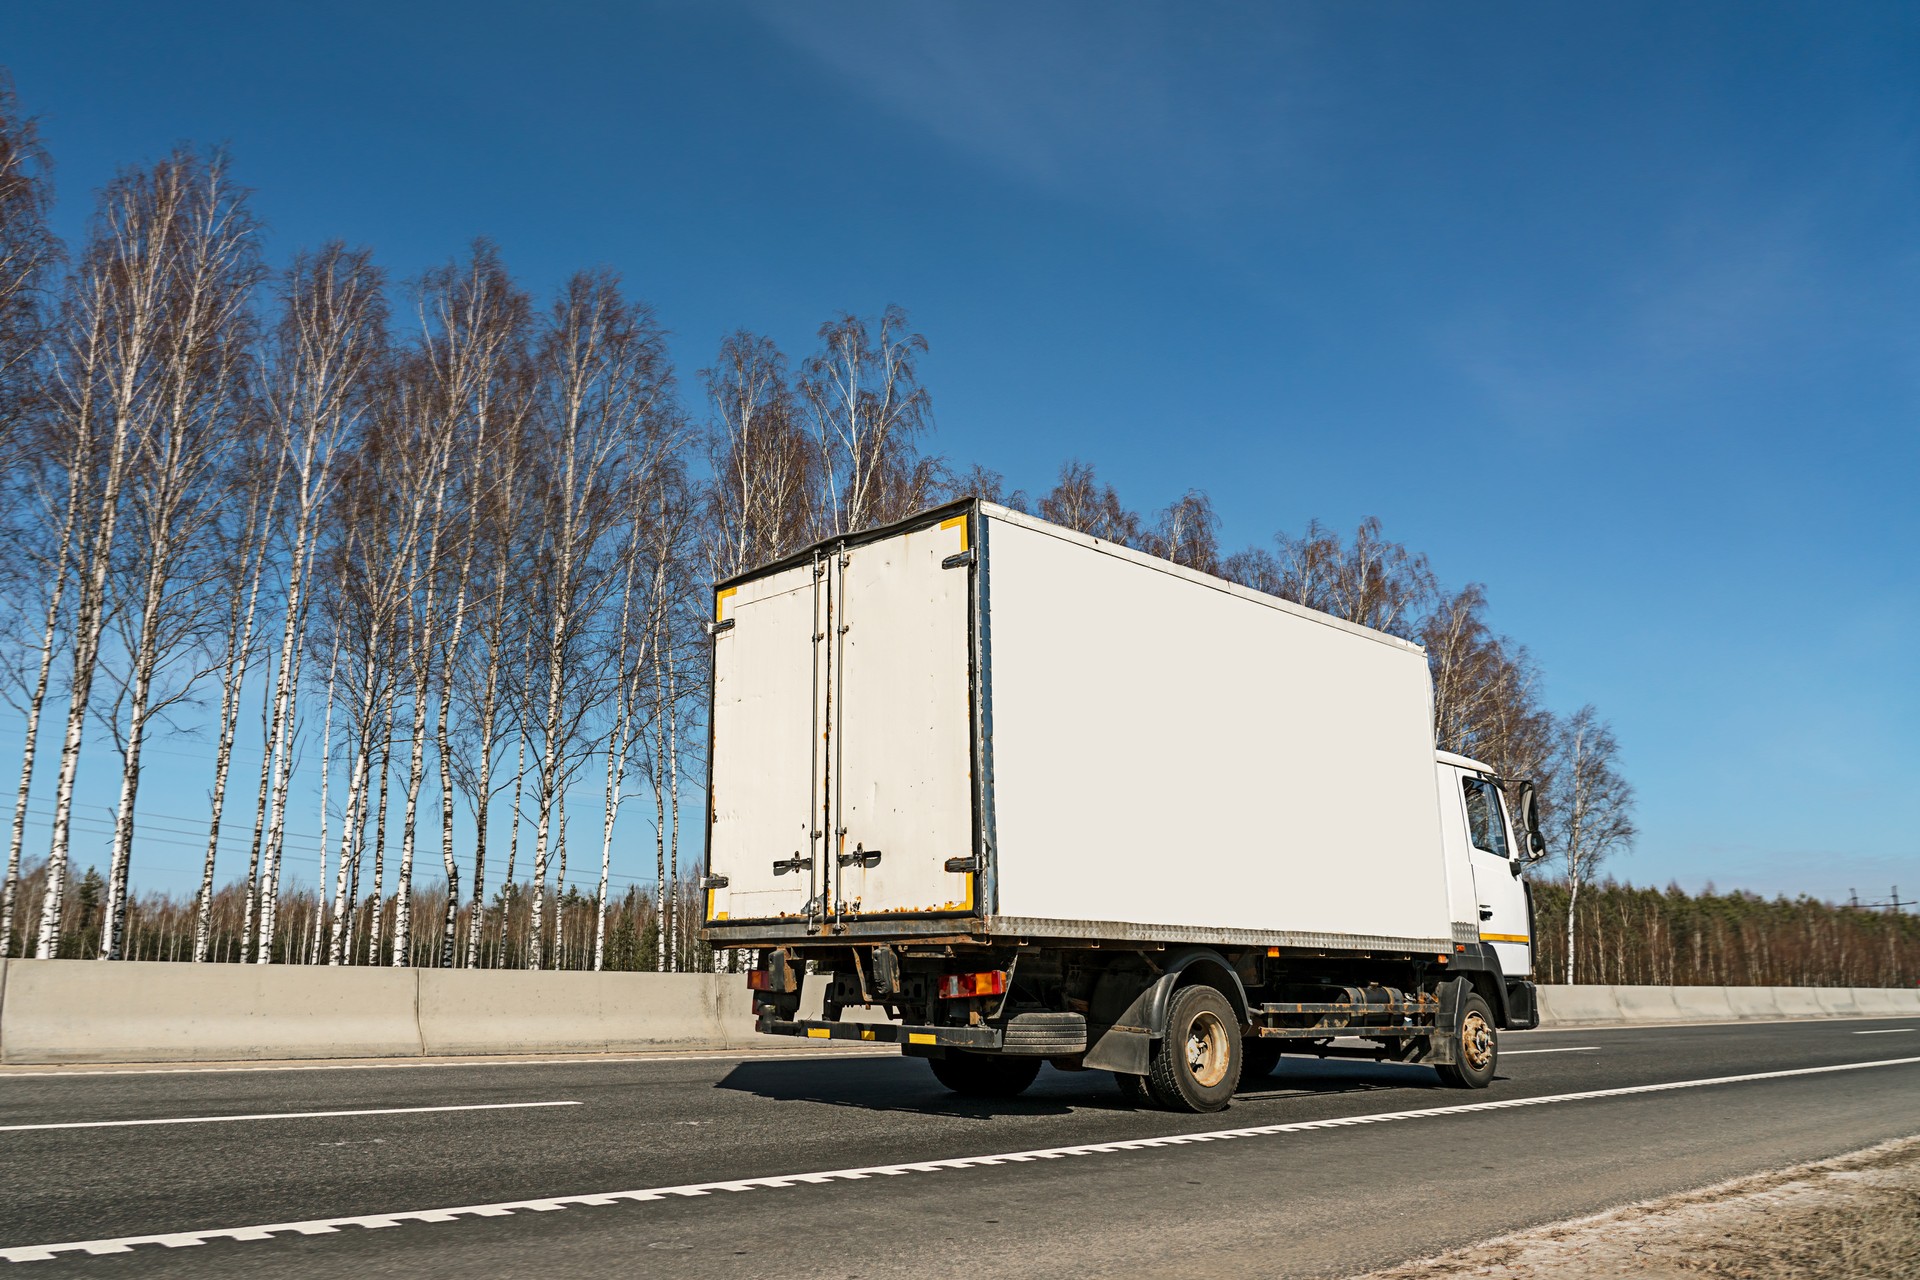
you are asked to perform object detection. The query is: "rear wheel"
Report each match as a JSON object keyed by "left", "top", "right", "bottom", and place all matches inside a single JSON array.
[
  {"left": 929, "top": 1051, "right": 1042, "bottom": 1098},
  {"left": 1146, "top": 985, "right": 1242, "bottom": 1113},
  {"left": 1435, "top": 992, "right": 1498, "bottom": 1089}
]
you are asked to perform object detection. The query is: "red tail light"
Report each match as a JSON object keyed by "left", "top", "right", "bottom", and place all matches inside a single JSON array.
[
  {"left": 937, "top": 971, "right": 1008, "bottom": 999},
  {"left": 747, "top": 970, "right": 774, "bottom": 991}
]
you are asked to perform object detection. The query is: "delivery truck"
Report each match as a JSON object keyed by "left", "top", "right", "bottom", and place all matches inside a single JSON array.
[{"left": 700, "top": 498, "right": 1547, "bottom": 1112}]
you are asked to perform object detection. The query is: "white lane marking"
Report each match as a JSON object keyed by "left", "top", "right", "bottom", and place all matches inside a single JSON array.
[
  {"left": 0, "top": 1101, "right": 580, "bottom": 1133},
  {"left": 0, "top": 1047, "right": 892, "bottom": 1081},
  {"left": 3, "top": 1055, "right": 1913, "bottom": 1264},
  {"left": 1502, "top": 1047, "right": 1598, "bottom": 1055},
  {"left": 1853, "top": 1028, "right": 1916, "bottom": 1035}
]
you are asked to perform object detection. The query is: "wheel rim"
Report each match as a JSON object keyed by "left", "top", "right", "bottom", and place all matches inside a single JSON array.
[
  {"left": 1185, "top": 1009, "right": 1230, "bottom": 1088},
  {"left": 1462, "top": 1009, "right": 1495, "bottom": 1072}
]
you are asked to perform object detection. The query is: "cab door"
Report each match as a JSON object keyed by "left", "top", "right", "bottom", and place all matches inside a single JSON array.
[{"left": 1458, "top": 774, "right": 1533, "bottom": 976}]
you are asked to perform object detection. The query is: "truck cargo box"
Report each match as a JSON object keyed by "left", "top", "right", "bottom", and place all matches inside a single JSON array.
[{"left": 703, "top": 499, "right": 1461, "bottom": 958}]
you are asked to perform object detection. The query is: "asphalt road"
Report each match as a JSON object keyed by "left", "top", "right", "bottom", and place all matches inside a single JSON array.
[{"left": 1, "top": 1018, "right": 1916, "bottom": 1277}]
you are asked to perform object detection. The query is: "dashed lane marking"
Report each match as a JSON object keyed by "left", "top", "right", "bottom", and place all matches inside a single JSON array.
[
  {"left": 1501, "top": 1047, "right": 1598, "bottom": 1055},
  {"left": 0, "top": 1101, "right": 581, "bottom": 1133},
  {"left": 2, "top": 1056, "right": 1914, "bottom": 1263},
  {"left": 1853, "top": 1028, "right": 1916, "bottom": 1035}
]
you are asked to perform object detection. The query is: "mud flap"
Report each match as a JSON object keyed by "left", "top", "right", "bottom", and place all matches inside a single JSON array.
[
  {"left": 1083, "top": 1024, "right": 1152, "bottom": 1074},
  {"left": 1423, "top": 976, "right": 1472, "bottom": 1068}
]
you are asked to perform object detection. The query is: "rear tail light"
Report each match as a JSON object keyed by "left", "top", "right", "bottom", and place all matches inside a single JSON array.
[
  {"left": 747, "top": 970, "right": 775, "bottom": 991},
  {"left": 937, "top": 971, "right": 1008, "bottom": 1000}
]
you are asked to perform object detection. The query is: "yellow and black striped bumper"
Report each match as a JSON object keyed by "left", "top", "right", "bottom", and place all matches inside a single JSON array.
[{"left": 759, "top": 1017, "right": 1000, "bottom": 1050}]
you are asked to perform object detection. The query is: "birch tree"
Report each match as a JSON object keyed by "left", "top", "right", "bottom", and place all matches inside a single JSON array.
[
  {"left": 701, "top": 331, "right": 815, "bottom": 580},
  {"left": 247, "top": 245, "right": 385, "bottom": 962},
  {"left": 98, "top": 150, "right": 261, "bottom": 960},
  {"left": 0, "top": 72, "right": 60, "bottom": 957},
  {"left": 525, "top": 270, "right": 675, "bottom": 969},
  {"left": 799, "top": 307, "right": 932, "bottom": 537},
  {"left": 1036, "top": 461, "right": 1140, "bottom": 545},
  {"left": 37, "top": 154, "right": 205, "bottom": 957},
  {"left": 1548, "top": 704, "right": 1637, "bottom": 983},
  {"left": 414, "top": 246, "right": 529, "bottom": 967}
]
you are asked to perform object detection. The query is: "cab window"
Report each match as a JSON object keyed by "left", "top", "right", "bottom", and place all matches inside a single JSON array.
[{"left": 1462, "top": 778, "right": 1510, "bottom": 859}]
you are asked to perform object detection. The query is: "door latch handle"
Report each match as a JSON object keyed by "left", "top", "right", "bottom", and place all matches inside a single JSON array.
[
  {"left": 772, "top": 853, "right": 811, "bottom": 876},
  {"left": 836, "top": 844, "right": 882, "bottom": 868}
]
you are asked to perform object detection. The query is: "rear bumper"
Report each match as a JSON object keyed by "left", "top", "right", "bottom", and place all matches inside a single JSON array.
[{"left": 759, "top": 1015, "right": 1001, "bottom": 1050}]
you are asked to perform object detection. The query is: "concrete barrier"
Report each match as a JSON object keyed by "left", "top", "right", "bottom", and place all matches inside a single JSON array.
[
  {"left": 1724, "top": 987, "right": 1784, "bottom": 1020},
  {"left": 417, "top": 970, "right": 755, "bottom": 1056},
  {"left": 1668, "top": 986, "right": 1737, "bottom": 1022},
  {"left": 1534, "top": 985, "right": 1623, "bottom": 1026},
  {"left": 0, "top": 960, "right": 420, "bottom": 1064},
  {"left": 1610, "top": 985, "right": 1683, "bottom": 1023},
  {"left": 1770, "top": 987, "right": 1827, "bottom": 1018},
  {"left": 3, "top": 963, "right": 1916, "bottom": 1064}
]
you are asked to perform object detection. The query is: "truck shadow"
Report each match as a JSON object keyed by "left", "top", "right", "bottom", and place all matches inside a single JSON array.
[{"left": 714, "top": 1054, "right": 1480, "bottom": 1119}]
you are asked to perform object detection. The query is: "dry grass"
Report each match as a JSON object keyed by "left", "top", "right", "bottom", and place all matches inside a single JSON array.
[{"left": 1358, "top": 1136, "right": 1920, "bottom": 1280}]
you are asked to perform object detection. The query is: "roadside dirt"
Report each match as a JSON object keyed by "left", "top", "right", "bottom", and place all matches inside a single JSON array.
[{"left": 1358, "top": 1135, "right": 1920, "bottom": 1279}]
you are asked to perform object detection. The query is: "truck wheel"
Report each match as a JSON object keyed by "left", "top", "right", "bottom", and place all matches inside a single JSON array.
[
  {"left": 1241, "top": 1037, "right": 1284, "bottom": 1084},
  {"left": 929, "top": 1051, "right": 1043, "bottom": 1099},
  {"left": 1113, "top": 1072, "right": 1152, "bottom": 1108},
  {"left": 1435, "top": 992, "right": 1498, "bottom": 1089},
  {"left": 1146, "top": 985, "right": 1241, "bottom": 1113}
]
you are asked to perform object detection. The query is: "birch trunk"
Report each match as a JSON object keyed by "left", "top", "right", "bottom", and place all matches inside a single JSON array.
[{"left": 2, "top": 490, "right": 74, "bottom": 959}]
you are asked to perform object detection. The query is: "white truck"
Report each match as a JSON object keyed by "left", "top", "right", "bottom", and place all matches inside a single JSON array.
[{"left": 700, "top": 499, "right": 1547, "bottom": 1112}]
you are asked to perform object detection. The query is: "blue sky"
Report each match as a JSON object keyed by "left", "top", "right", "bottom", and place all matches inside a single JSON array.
[{"left": 4, "top": 2, "right": 1917, "bottom": 904}]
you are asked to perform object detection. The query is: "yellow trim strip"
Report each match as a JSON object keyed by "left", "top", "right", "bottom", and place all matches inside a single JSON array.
[
  {"left": 714, "top": 586, "right": 737, "bottom": 622},
  {"left": 940, "top": 514, "right": 969, "bottom": 552},
  {"left": 908, "top": 1033, "right": 936, "bottom": 1045},
  {"left": 859, "top": 1029, "right": 877, "bottom": 1041},
  {"left": 806, "top": 1027, "right": 831, "bottom": 1039},
  {"left": 1479, "top": 932, "right": 1530, "bottom": 945}
]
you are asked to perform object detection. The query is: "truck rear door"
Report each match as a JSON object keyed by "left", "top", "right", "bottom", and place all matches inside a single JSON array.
[
  {"left": 706, "top": 558, "right": 825, "bottom": 925},
  {"left": 705, "top": 510, "right": 979, "bottom": 930},
  {"left": 830, "top": 513, "right": 978, "bottom": 918}
]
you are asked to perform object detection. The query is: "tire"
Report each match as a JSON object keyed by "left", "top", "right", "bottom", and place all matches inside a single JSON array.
[
  {"left": 929, "top": 1051, "right": 1043, "bottom": 1098},
  {"left": 1241, "top": 1037, "right": 1284, "bottom": 1083},
  {"left": 1000, "top": 1011, "right": 1089, "bottom": 1056},
  {"left": 1113, "top": 1072, "right": 1152, "bottom": 1108},
  {"left": 1435, "top": 991, "right": 1498, "bottom": 1089},
  {"left": 1146, "top": 984, "right": 1242, "bottom": 1113}
]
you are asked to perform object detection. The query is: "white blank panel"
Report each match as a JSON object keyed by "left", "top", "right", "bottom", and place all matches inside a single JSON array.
[{"left": 983, "top": 514, "right": 1455, "bottom": 945}]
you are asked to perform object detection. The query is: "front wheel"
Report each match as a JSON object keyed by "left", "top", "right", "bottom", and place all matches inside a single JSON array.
[
  {"left": 929, "top": 1051, "right": 1042, "bottom": 1098},
  {"left": 1435, "top": 992, "right": 1498, "bottom": 1089},
  {"left": 1146, "top": 985, "right": 1242, "bottom": 1112}
]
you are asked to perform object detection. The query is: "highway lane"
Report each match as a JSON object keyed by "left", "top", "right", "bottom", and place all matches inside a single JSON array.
[{"left": 1, "top": 1018, "right": 1915, "bottom": 1276}]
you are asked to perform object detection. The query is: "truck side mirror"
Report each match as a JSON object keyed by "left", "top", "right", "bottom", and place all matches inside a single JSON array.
[{"left": 1516, "top": 781, "right": 1548, "bottom": 862}]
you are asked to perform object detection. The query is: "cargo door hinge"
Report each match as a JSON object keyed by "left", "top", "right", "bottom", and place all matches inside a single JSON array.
[
  {"left": 942, "top": 550, "right": 975, "bottom": 570},
  {"left": 837, "top": 844, "right": 883, "bottom": 868},
  {"left": 944, "top": 856, "right": 980, "bottom": 873},
  {"left": 699, "top": 874, "right": 729, "bottom": 890}
]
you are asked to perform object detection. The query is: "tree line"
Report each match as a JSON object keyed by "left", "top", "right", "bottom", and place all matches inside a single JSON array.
[
  {"left": 1530, "top": 879, "right": 1919, "bottom": 988},
  {"left": 0, "top": 67, "right": 1679, "bottom": 978}
]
